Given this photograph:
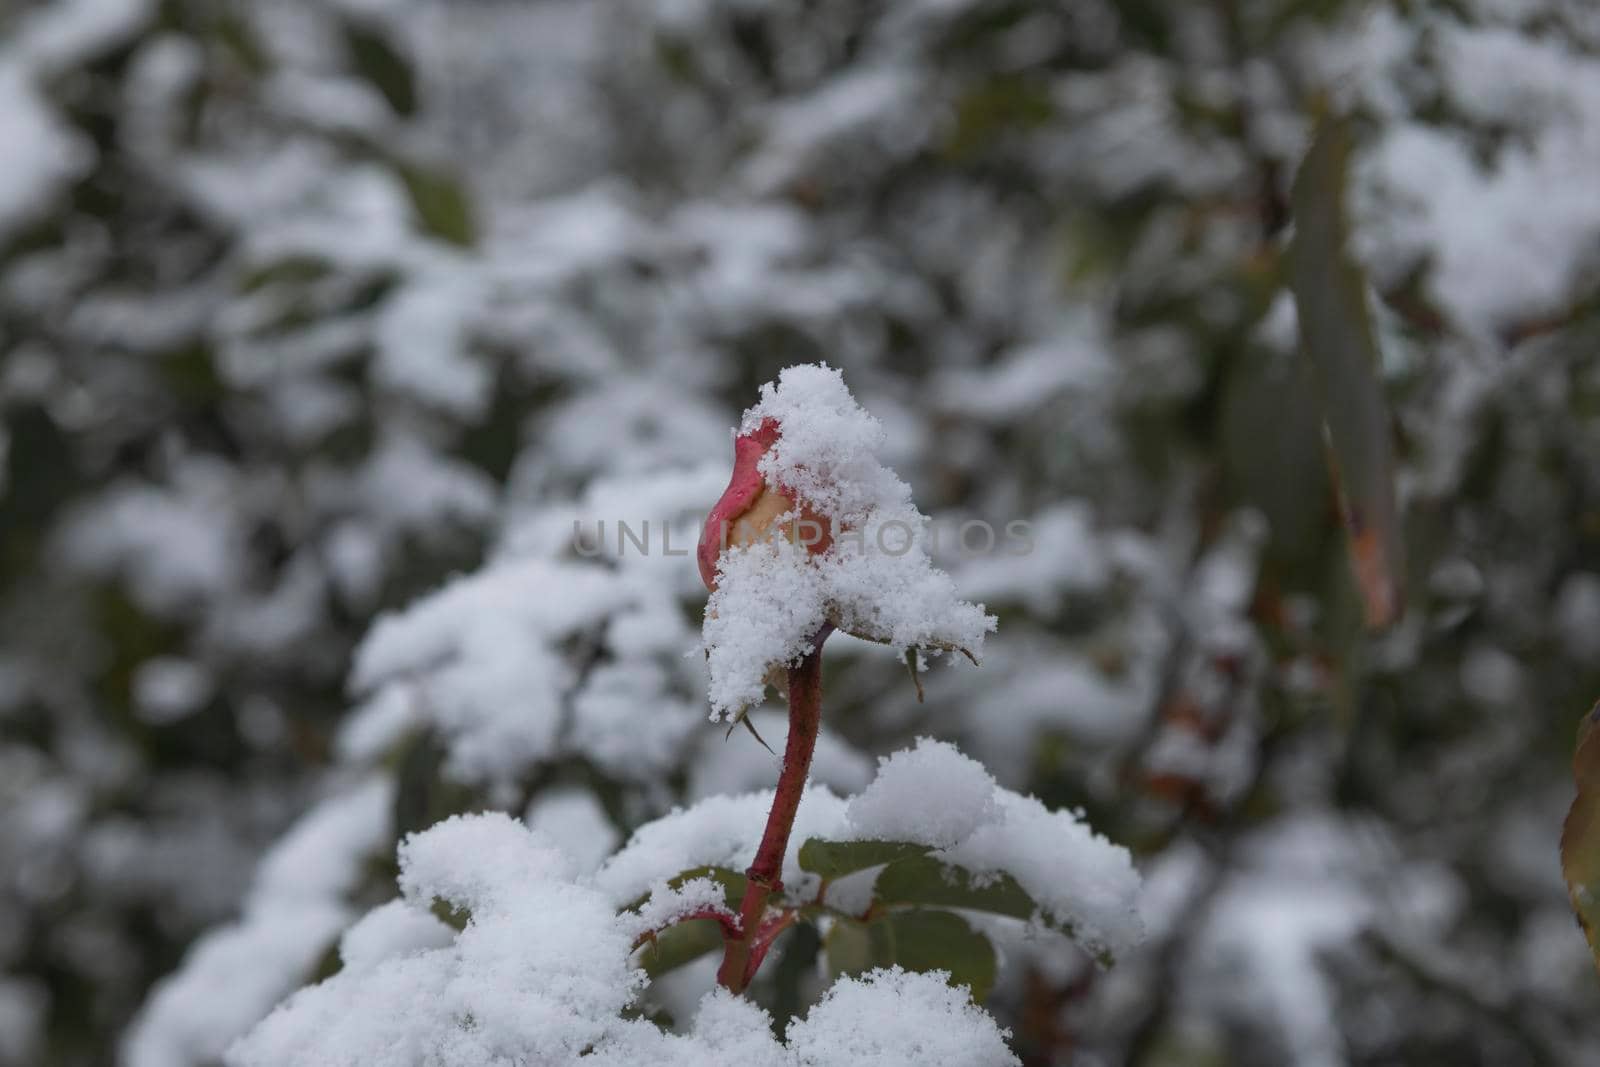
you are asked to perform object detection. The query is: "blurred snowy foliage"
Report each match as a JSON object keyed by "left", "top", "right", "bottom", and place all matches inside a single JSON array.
[{"left": 2, "top": 0, "right": 1599, "bottom": 1064}]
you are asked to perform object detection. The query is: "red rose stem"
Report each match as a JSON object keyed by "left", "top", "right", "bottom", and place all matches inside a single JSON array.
[{"left": 716, "top": 623, "right": 832, "bottom": 993}]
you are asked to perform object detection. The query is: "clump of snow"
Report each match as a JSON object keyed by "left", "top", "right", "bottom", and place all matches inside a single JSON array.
[
  {"left": 602, "top": 737, "right": 1142, "bottom": 962},
  {"left": 227, "top": 812, "right": 1034, "bottom": 1067},
  {"left": 397, "top": 810, "right": 574, "bottom": 910},
  {"left": 230, "top": 813, "right": 640, "bottom": 1067},
  {"left": 846, "top": 738, "right": 997, "bottom": 849},
  {"left": 704, "top": 542, "right": 831, "bottom": 715},
  {"left": 1353, "top": 20, "right": 1600, "bottom": 334},
  {"left": 942, "top": 790, "right": 1143, "bottom": 960},
  {"left": 786, "top": 966, "right": 1020, "bottom": 1067},
  {"left": 0, "top": 62, "right": 92, "bottom": 240},
  {"left": 350, "top": 558, "right": 636, "bottom": 785},
  {"left": 9, "top": 0, "right": 151, "bottom": 73},
  {"left": 131, "top": 657, "right": 214, "bottom": 724},
  {"left": 57, "top": 467, "right": 244, "bottom": 615},
  {"left": 596, "top": 788, "right": 851, "bottom": 908},
  {"left": 742, "top": 364, "right": 907, "bottom": 526},
  {"left": 338, "top": 900, "right": 454, "bottom": 973},
  {"left": 124, "top": 779, "right": 394, "bottom": 1067},
  {"left": 373, "top": 277, "right": 492, "bottom": 419},
  {"left": 842, "top": 739, "right": 1142, "bottom": 960},
  {"left": 625, "top": 876, "right": 733, "bottom": 939},
  {"left": 704, "top": 365, "right": 995, "bottom": 717},
  {"left": 525, "top": 788, "right": 621, "bottom": 876}
]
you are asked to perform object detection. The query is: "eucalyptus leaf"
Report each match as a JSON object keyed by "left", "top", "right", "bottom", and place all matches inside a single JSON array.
[{"left": 1287, "top": 113, "right": 1405, "bottom": 629}]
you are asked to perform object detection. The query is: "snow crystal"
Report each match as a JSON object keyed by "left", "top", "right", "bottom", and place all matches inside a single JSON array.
[
  {"left": 704, "top": 365, "right": 995, "bottom": 717},
  {"left": 786, "top": 967, "right": 1019, "bottom": 1067},
  {"left": 846, "top": 738, "right": 997, "bottom": 849}
]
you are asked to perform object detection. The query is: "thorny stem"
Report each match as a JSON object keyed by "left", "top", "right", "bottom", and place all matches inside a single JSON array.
[{"left": 717, "top": 623, "right": 832, "bottom": 994}]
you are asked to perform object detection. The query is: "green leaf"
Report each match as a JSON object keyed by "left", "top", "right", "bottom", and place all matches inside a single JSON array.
[
  {"left": 636, "top": 918, "right": 723, "bottom": 978},
  {"left": 875, "top": 855, "right": 1113, "bottom": 966},
  {"left": 398, "top": 163, "right": 477, "bottom": 248},
  {"left": 1220, "top": 341, "right": 1335, "bottom": 576},
  {"left": 873, "top": 855, "right": 1039, "bottom": 923},
  {"left": 1287, "top": 113, "right": 1405, "bottom": 630},
  {"left": 823, "top": 916, "right": 875, "bottom": 981},
  {"left": 824, "top": 911, "right": 996, "bottom": 1002},
  {"left": 342, "top": 19, "right": 418, "bottom": 116},
  {"left": 798, "top": 838, "right": 932, "bottom": 879},
  {"left": 1561, "top": 700, "right": 1600, "bottom": 976},
  {"left": 876, "top": 910, "right": 997, "bottom": 1002}
]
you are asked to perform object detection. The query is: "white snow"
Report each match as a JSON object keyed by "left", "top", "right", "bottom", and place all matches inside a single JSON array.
[
  {"left": 337, "top": 900, "right": 454, "bottom": 973},
  {"left": 525, "top": 788, "right": 622, "bottom": 877},
  {"left": 603, "top": 737, "right": 1142, "bottom": 962},
  {"left": 226, "top": 812, "right": 1036, "bottom": 1067},
  {"left": 704, "top": 365, "right": 995, "bottom": 717},
  {"left": 351, "top": 558, "right": 636, "bottom": 784},
  {"left": 1353, "top": 20, "right": 1600, "bottom": 334},
  {"left": 785, "top": 966, "right": 1020, "bottom": 1067},
  {"left": 625, "top": 876, "right": 733, "bottom": 939},
  {"left": 124, "top": 778, "right": 394, "bottom": 1067},
  {"left": 131, "top": 657, "right": 214, "bottom": 724},
  {"left": 845, "top": 738, "right": 997, "bottom": 848},
  {"left": 0, "top": 62, "right": 92, "bottom": 241},
  {"left": 596, "top": 787, "right": 852, "bottom": 908}
]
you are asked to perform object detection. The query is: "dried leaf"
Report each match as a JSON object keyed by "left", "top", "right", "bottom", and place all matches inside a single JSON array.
[{"left": 1561, "top": 700, "right": 1600, "bottom": 976}]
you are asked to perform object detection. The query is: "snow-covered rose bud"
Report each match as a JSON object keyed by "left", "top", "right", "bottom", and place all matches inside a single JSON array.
[
  {"left": 699, "top": 364, "right": 995, "bottom": 718},
  {"left": 698, "top": 418, "right": 831, "bottom": 592}
]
